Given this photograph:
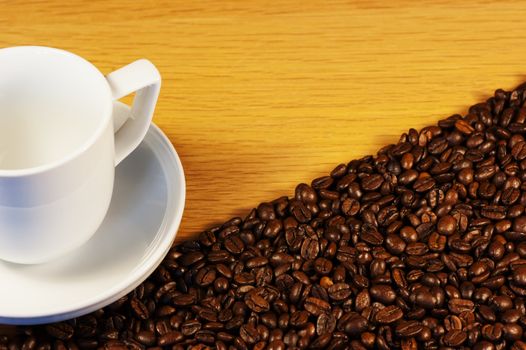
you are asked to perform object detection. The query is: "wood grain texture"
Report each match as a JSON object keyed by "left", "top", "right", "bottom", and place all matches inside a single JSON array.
[{"left": 2, "top": 0, "right": 526, "bottom": 242}]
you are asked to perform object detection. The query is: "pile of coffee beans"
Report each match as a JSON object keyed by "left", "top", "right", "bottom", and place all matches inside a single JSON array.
[{"left": 6, "top": 84, "right": 526, "bottom": 349}]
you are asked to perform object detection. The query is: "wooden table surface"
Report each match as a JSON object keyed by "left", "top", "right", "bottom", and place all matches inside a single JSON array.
[{"left": 3, "top": 0, "right": 526, "bottom": 242}]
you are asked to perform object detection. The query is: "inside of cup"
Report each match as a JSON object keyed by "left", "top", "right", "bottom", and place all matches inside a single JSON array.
[{"left": 0, "top": 47, "right": 111, "bottom": 171}]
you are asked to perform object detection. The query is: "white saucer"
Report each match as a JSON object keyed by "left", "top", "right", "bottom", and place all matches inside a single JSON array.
[{"left": 0, "top": 123, "right": 185, "bottom": 325}]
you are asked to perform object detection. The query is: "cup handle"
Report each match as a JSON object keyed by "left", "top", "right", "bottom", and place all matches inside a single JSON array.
[{"left": 105, "top": 59, "right": 161, "bottom": 165}]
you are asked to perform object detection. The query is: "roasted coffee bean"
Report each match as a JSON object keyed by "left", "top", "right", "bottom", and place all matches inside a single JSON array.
[
  {"left": 300, "top": 237, "right": 319, "bottom": 260},
  {"left": 375, "top": 306, "right": 404, "bottom": 324},
  {"left": 316, "top": 313, "right": 336, "bottom": 335},
  {"left": 181, "top": 319, "right": 202, "bottom": 336},
  {"left": 437, "top": 215, "right": 457, "bottom": 235},
  {"left": 360, "top": 224, "right": 384, "bottom": 245},
  {"left": 413, "top": 288, "right": 436, "bottom": 309},
  {"left": 396, "top": 320, "right": 423, "bottom": 337},
  {"left": 512, "top": 265, "right": 526, "bottom": 286},
  {"left": 341, "top": 198, "right": 360, "bottom": 216},
  {"left": 289, "top": 199, "right": 312, "bottom": 223},
  {"left": 179, "top": 251, "right": 205, "bottom": 266},
  {"left": 370, "top": 284, "right": 396, "bottom": 304},
  {"left": 443, "top": 330, "right": 467, "bottom": 347},
  {"left": 44, "top": 323, "right": 74, "bottom": 341},
  {"left": 361, "top": 174, "right": 383, "bottom": 191},
  {"left": 295, "top": 183, "right": 317, "bottom": 204},
  {"left": 355, "top": 289, "right": 371, "bottom": 311},
  {"left": 239, "top": 324, "right": 260, "bottom": 344},
  {"left": 386, "top": 234, "right": 406, "bottom": 254},
  {"left": 313, "top": 257, "right": 333, "bottom": 275},
  {"left": 482, "top": 323, "right": 504, "bottom": 341},
  {"left": 224, "top": 235, "right": 245, "bottom": 254},
  {"left": 135, "top": 331, "right": 156, "bottom": 346},
  {"left": 195, "top": 266, "right": 216, "bottom": 287},
  {"left": 304, "top": 297, "right": 331, "bottom": 316},
  {"left": 245, "top": 291, "right": 270, "bottom": 313},
  {"left": 289, "top": 310, "right": 309, "bottom": 327},
  {"left": 310, "top": 333, "right": 332, "bottom": 349},
  {"left": 327, "top": 283, "right": 352, "bottom": 301},
  {"left": 455, "top": 120, "right": 474, "bottom": 135},
  {"left": 514, "top": 216, "right": 526, "bottom": 233},
  {"left": 158, "top": 331, "right": 184, "bottom": 346},
  {"left": 400, "top": 226, "right": 418, "bottom": 243},
  {"left": 343, "top": 314, "right": 368, "bottom": 336},
  {"left": 448, "top": 298, "right": 474, "bottom": 314}
]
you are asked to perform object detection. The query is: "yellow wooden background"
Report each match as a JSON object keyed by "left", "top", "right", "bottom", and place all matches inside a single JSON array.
[{"left": 2, "top": 0, "right": 526, "bottom": 242}]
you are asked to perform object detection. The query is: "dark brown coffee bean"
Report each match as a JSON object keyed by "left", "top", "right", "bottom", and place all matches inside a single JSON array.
[
  {"left": 514, "top": 216, "right": 526, "bottom": 233},
  {"left": 154, "top": 319, "right": 170, "bottom": 336},
  {"left": 413, "top": 288, "right": 435, "bottom": 309},
  {"left": 375, "top": 305, "right": 403, "bottom": 324},
  {"left": 342, "top": 314, "right": 368, "bottom": 336},
  {"left": 474, "top": 340, "right": 496, "bottom": 350},
  {"left": 448, "top": 298, "right": 475, "bottom": 314},
  {"left": 360, "top": 224, "right": 384, "bottom": 245},
  {"left": 482, "top": 323, "right": 504, "bottom": 341},
  {"left": 512, "top": 265, "right": 526, "bottom": 286},
  {"left": 310, "top": 333, "right": 332, "bottom": 349},
  {"left": 370, "top": 284, "right": 396, "bottom": 304},
  {"left": 134, "top": 330, "right": 155, "bottom": 346},
  {"left": 304, "top": 297, "right": 331, "bottom": 316},
  {"left": 288, "top": 310, "right": 308, "bottom": 328},
  {"left": 179, "top": 251, "right": 205, "bottom": 266},
  {"left": 386, "top": 234, "right": 406, "bottom": 254},
  {"left": 224, "top": 235, "right": 245, "bottom": 254},
  {"left": 405, "top": 242, "right": 428, "bottom": 255},
  {"left": 295, "top": 183, "right": 317, "bottom": 204},
  {"left": 458, "top": 168, "right": 474, "bottom": 185},
  {"left": 478, "top": 304, "right": 496, "bottom": 322},
  {"left": 245, "top": 292, "right": 270, "bottom": 313},
  {"left": 400, "top": 226, "right": 418, "bottom": 243},
  {"left": 300, "top": 237, "right": 319, "bottom": 260},
  {"left": 157, "top": 331, "right": 184, "bottom": 346},
  {"left": 480, "top": 205, "right": 507, "bottom": 220},
  {"left": 428, "top": 232, "right": 447, "bottom": 251},
  {"left": 207, "top": 249, "right": 231, "bottom": 262},
  {"left": 396, "top": 320, "right": 423, "bottom": 337},
  {"left": 341, "top": 198, "right": 360, "bottom": 216},
  {"left": 399, "top": 170, "right": 419, "bottom": 185},
  {"left": 413, "top": 176, "right": 436, "bottom": 192},
  {"left": 234, "top": 271, "right": 255, "bottom": 285},
  {"left": 44, "top": 323, "right": 74, "bottom": 341},
  {"left": 195, "top": 266, "right": 216, "bottom": 286},
  {"left": 314, "top": 313, "right": 336, "bottom": 336},
  {"left": 512, "top": 141, "right": 526, "bottom": 160},
  {"left": 312, "top": 176, "right": 333, "bottom": 189},
  {"left": 239, "top": 324, "right": 260, "bottom": 344},
  {"left": 172, "top": 293, "right": 196, "bottom": 306},
  {"left": 361, "top": 174, "right": 383, "bottom": 191},
  {"left": 437, "top": 215, "right": 456, "bottom": 235},
  {"left": 491, "top": 295, "right": 513, "bottom": 312},
  {"left": 327, "top": 283, "right": 352, "bottom": 301},
  {"left": 443, "top": 330, "right": 467, "bottom": 347},
  {"left": 455, "top": 120, "right": 475, "bottom": 135},
  {"left": 313, "top": 257, "right": 332, "bottom": 275},
  {"left": 289, "top": 199, "right": 312, "bottom": 223},
  {"left": 246, "top": 256, "right": 269, "bottom": 269},
  {"left": 180, "top": 319, "right": 201, "bottom": 337}
]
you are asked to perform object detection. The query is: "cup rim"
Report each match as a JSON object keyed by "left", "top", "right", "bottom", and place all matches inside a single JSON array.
[{"left": 0, "top": 46, "right": 113, "bottom": 177}]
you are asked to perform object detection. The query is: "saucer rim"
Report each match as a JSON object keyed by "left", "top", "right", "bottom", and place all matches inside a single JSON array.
[{"left": 0, "top": 123, "right": 186, "bottom": 324}]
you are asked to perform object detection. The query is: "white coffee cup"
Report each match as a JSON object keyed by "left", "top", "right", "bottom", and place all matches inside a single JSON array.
[{"left": 0, "top": 46, "right": 161, "bottom": 264}]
